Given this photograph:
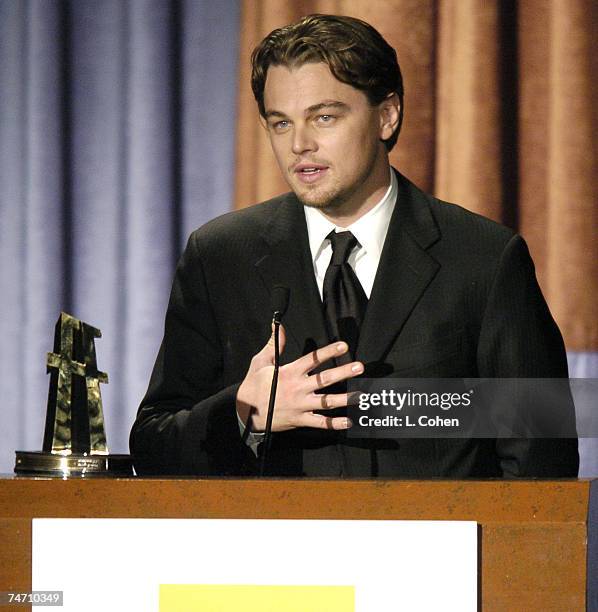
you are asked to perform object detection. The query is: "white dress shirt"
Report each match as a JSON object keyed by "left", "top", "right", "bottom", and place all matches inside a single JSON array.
[{"left": 304, "top": 168, "right": 397, "bottom": 297}]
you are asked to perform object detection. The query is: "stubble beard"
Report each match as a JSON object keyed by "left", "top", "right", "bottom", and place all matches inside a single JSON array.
[
  {"left": 294, "top": 153, "right": 379, "bottom": 215},
  {"left": 296, "top": 181, "right": 347, "bottom": 212}
]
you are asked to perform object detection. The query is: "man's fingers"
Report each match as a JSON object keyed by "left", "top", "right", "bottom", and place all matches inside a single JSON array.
[
  {"left": 304, "top": 361, "right": 364, "bottom": 392},
  {"left": 306, "top": 392, "right": 353, "bottom": 411},
  {"left": 296, "top": 413, "right": 352, "bottom": 430},
  {"left": 294, "top": 341, "right": 350, "bottom": 375}
]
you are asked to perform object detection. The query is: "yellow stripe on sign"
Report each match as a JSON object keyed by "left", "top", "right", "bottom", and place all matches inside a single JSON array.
[{"left": 160, "top": 584, "right": 354, "bottom": 612}]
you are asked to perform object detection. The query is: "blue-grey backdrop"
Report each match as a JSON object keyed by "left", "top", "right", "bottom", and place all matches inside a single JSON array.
[{"left": 0, "top": 0, "right": 240, "bottom": 472}]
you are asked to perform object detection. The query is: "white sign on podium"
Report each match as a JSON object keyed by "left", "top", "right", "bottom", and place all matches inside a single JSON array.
[{"left": 33, "top": 518, "right": 477, "bottom": 611}]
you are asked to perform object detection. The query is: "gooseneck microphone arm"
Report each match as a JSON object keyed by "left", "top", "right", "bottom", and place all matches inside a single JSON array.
[{"left": 259, "top": 286, "right": 290, "bottom": 477}]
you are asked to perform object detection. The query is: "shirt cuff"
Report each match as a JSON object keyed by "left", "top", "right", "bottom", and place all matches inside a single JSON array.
[{"left": 237, "top": 410, "right": 264, "bottom": 457}]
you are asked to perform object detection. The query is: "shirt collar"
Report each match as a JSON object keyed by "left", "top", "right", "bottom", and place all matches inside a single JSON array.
[{"left": 304, "top": 167, "right": 398, "bottom": 262}]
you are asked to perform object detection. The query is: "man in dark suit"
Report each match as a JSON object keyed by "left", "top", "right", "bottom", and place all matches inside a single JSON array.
[{"left": 130, "top": 14, "right": 578, "bottom": 478}]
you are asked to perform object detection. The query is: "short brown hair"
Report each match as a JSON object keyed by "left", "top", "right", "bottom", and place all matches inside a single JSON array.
[{"left": 251, "top": 14, "right": 404, "bottom": 151}]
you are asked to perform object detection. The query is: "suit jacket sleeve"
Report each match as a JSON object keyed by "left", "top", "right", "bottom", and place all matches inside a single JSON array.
[
  {"left": 477, "top": 233, "right": 579, "bottom": 477},
  {"left": 129, "top": 232, "right": 257, "bottom": 476}
]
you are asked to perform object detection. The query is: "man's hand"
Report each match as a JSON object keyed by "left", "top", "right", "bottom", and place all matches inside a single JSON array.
[{"left": 236, "top": 325, "right": 363, "bottom": 432}]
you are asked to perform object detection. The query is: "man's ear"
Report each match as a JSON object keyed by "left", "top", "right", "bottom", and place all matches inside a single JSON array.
[{"left": 378, "top": 93, "right": 400, "bottom": 142}]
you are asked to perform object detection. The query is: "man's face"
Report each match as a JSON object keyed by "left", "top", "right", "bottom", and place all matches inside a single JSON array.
[{"left": 263, "top": 62, "right": 394, "bottom": 217}]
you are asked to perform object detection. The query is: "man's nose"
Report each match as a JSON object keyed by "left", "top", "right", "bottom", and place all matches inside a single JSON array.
[{"left": 291, "top": 125, "right": 317, "bottom": 155}]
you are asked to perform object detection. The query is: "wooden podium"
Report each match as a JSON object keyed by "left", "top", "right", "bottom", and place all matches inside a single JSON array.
[{"left": 0, "top": 477, "right": 594, "bottom": 610}]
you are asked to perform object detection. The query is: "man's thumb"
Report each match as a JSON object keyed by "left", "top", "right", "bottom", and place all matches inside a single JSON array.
[
  {"left": 250, "top": 323, "right": 287, "bottom": 371},
  {"left": 266, "top": 322, "right": 286, "bottom": 357}
]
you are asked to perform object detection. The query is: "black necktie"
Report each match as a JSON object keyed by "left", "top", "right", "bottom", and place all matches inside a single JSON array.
[{"left": 322, "top": 230, "right": 368, "bottom": 362}]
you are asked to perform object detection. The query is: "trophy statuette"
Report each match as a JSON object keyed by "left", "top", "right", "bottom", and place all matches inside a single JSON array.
[{"left": 15, "top": 312, "right": 133, "bottom": 477}]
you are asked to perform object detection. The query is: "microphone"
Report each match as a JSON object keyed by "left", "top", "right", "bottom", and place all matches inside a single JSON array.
[
  {"left": 260, "top": 286, "right": 290, "bottom": 476},
  {"left": 271, "top": 285, "right": 290, "bottom": 324}
]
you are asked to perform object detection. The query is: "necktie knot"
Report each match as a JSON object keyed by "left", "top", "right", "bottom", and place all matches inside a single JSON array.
[{"left": 328, "top": 230, "right": 358, "bottom": 265}]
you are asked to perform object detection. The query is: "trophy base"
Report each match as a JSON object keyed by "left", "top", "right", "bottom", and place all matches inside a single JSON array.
[{"left": 14, "top": 451, "right": 133, "bottom": 478}]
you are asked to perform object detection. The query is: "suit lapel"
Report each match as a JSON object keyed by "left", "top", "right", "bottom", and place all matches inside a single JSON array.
[
  {"left": 254, "top": 194, "right": 329, "bottom": 359},
  {"left": 253, "top": 174, "right": 441, "bottom": 365},
  {"left": 357, "top": 172, "right": 441, "bottom": 364}
]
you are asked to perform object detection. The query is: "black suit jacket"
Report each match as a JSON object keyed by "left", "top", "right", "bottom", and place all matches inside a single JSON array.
[{"left": 130, "top": 171, "right": 579, "bottom": 477}]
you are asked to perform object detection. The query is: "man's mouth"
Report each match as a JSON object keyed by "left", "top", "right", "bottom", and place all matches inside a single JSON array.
[{"left": 294, "top": 164, "right": 329, "bottom": 183}]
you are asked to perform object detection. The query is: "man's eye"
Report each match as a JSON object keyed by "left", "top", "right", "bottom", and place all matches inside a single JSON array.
[
  {"left": 273, "top": 120, "right": 289, "bottom": 131},
  {"left": 317, "top": 114, "right": 335, "bottom": 124}
]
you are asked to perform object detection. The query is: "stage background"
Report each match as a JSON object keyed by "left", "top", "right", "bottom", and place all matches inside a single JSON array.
[{"left": 1, "top": 0, "right": 596, "bottom": 475}]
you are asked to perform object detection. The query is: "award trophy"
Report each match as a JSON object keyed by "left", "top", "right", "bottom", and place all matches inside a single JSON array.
[{"left": 15, "top": 312, "right": 133, "bottom": 477}]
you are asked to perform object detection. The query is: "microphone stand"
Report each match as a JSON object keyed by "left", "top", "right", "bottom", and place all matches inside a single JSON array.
[{"left": 259, "top": 309, "right": 282, "bottom": 476}]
